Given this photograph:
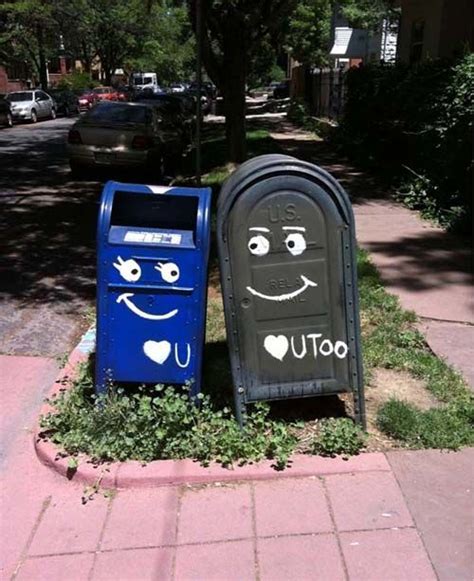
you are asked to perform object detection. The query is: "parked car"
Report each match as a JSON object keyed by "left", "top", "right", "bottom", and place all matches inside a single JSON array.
[
  {"left": 6, "top": 90, "right": 56, "bottom": 122},
  {"left": 76, "top": 90, "right": 99, "bottom": 111},
  {"left": 0, "top": 97, "right": 13, "bottom": 127},
  {"left": 47, "top": 89, "right": 80, "bottom": 116},
  {"left": 169, "top": 83, "right": 186, "bottom": 94},
  {"left": 273, "top": 80, "right": 290, "bottom": 99},
  {"left": 189, "top": 81, "right": 217, "bottom": 100},
  {"left": 115, "top": 86, "right": 132, "bottom": 101},
  {"left": 134, "top": 92, "right": 193, "bottom": 147},
  {"left": 92, "top": 86, "right": 119, "bottom": 101},
  {"left": 67, "top": 101, "right": 185, "bottom": 176}
]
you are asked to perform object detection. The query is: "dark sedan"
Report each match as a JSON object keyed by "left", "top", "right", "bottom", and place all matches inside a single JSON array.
[
  {"left": 48, "top": 89, "right": 80, "bottom": 117},
  {"left": 0, "top": 97, "right": 13, "bottom": 127}
]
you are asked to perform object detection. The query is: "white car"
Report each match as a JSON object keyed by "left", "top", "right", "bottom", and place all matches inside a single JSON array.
[{"left": 6, "top": 90, "right": 56, "bottom": 123}]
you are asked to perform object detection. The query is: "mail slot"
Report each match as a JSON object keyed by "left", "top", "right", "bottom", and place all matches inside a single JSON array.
[
  {"left": 96, "top": 181, "right": 211, "bottom": 396},
  {"left": 217, "top": 155, "right": 365, "bottom": 426}
]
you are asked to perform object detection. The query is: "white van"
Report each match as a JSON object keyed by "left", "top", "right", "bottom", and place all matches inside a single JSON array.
[{"left": 131, "top": 73, "right": 161, "bottom": 94}]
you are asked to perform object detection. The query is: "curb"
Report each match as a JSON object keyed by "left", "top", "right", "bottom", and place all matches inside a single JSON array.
[{"left": 35, "top": 328, "right": 391, "bottom": 489}]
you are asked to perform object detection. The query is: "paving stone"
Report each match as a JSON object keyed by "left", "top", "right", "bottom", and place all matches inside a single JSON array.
[
  {"left": 28, "top": 492, "right": 109, "bottom": 555},
  {"left": 341, "top": 529, "right": 436, "bottom": 580},
  {"left": 1, "top": 355, "right": 58, "bottom": 469},
  {"left": 92, "top": 548, "right": 174, "bottom": 580},
  {"left": 16, "top": 554, "right": 94, "bottom": 581},
  {"left": 388, "top": 448, "right": 474, "bottom": 581},
  {"left": 100, "top": 488, "right": 179, "bottom": 550},
  {"left": 254, "top": 478, "right": 333, "bottom": 537},
  {"left": 325, "top": 472, "right": 413, "bottom": 531},
  {"left": 174, "top": 540, "right": 255, "bottom": 581},
  {"left": 177, "top": 484, "right": 253, "bottom": 544},
  {"left": 422, "top": 321, "right": 474, "bottom": 389},
  {"left": 258, "top": 534, "right": 345, "bottom": 581}
]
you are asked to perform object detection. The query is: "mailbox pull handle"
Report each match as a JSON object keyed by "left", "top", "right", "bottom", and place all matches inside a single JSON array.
[
  {"left": 131, "top": 255, "right": 182, "bottom": 262},
  {"left": 108, "top": 283, "right": 194, "bottom": 293}
]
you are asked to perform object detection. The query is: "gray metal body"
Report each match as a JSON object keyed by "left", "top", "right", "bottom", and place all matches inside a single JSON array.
[{"left": 217, "top": 155, "right": 365, "bottom": 427}]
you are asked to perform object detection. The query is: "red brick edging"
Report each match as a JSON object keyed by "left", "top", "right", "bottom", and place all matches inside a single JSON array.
[{"left": 34, "top": 329, "right": 391, "bottom": 489}]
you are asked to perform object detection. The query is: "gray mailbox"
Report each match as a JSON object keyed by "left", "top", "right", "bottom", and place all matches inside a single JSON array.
[{"left": 217, "top": 154, "right": 365, "bottom": 427}]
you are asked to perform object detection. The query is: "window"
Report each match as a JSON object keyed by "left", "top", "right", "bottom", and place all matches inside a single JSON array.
[
  {"left": 410, "top": 20, "right": 425, "bottom": 63},
  {"left": 6, "top": 92, "right": 33, "bottom": 102}
]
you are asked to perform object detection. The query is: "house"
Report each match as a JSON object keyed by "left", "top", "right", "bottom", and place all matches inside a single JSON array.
[
  {"left": 330, "top": 15, "right": 398, "bottom": 68},
  {"left": 0, "top": 63, "right": 31, "bottom": 94},
  {"left": 397, "top": 0, "right": 474, "bottom": 63}
]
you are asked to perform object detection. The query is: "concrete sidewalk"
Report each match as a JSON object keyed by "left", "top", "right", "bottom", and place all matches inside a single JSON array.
[
  {"left": 268, "top": 116, "right": 474, "bottom": 388},
  {"left": 1, "top": 352, "right": 472, "bottom": 581}
]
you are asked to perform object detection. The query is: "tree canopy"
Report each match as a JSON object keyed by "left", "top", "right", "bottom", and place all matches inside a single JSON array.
[{"left": 0, "top": 0, "right": 394, "bottom": 157}]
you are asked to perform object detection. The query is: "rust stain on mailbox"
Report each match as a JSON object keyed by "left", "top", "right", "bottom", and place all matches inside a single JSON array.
[{"left": 217, "top": 155, "right": 365, "bottom": 427}]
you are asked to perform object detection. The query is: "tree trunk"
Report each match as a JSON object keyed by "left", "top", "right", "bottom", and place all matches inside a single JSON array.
[
  {"left": 37, "top": 25, "right": 48, "bottom": 89},
  {"left": 222, "top": 33, "right": 247, "bottom": 162}
]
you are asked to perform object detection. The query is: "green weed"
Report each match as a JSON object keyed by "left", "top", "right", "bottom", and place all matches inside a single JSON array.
[
  {"left": 311, "top": 418, "right": 366, "bottom": 457},
  {"left": 40, "top": 381, "right": 297, "bottom": 469}
]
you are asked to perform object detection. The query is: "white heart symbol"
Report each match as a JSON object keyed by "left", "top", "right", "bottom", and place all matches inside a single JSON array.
[
  {"left": 143, "top": 340, "right": 171, "bottom": 365},
  {"left": 264, "top": 335, "right": 289, "bottom": 361}
]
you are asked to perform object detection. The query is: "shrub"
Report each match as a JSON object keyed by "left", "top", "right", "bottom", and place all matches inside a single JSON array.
[{"left": 340, "top": 54, "right": 473, "bottom": 233}]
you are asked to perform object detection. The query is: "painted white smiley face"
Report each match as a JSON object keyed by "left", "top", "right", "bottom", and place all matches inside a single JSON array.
[
  {"left": 113, "top": 255, "right": 180, "bottom": 319},
  {"left": 246, "top": 226, "right": 317, "bottom": 301}
]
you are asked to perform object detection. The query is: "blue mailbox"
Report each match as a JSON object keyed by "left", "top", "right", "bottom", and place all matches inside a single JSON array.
[{"left": 95, "top": 181, "right": 211, "bottom": 396}]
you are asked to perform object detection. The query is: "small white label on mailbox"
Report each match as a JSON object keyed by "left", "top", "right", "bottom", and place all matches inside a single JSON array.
[{"left": 124, "top": 231, "right": 182, "bottom": 245}]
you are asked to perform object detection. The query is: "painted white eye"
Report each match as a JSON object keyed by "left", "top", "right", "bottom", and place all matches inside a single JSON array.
[
  {"left": 285, "top": 233, "right": 306, "bottom": 256},
  {"left": 155, "top": 262, "right": 180, "bottom": 283},
  {"left": 248, "top": 235, "right": 270, "bottom": 256},
  {"left": 113, "top": 256, "right": 141, "bottom": 282}
]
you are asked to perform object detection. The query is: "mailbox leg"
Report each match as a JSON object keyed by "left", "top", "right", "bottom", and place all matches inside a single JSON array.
[
  {"left": 353, "top": 387, "right": 367, "bottom": 431},
  {"left": 234, "top": 392, "right": 246, "bottom": 429}
]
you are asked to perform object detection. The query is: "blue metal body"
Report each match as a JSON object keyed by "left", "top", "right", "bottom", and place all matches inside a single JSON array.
[{"left": 95, "top": 181, "right": 211, "bottom": 397}]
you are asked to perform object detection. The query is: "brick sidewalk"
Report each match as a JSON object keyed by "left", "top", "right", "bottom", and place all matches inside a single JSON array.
[{"left": 9, "top": 466, "right": 437, "bottom": 581}]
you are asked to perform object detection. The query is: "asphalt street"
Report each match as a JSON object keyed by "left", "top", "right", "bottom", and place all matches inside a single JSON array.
[{"left": 0, "top": 116, "right": 100, "bottom": 357}]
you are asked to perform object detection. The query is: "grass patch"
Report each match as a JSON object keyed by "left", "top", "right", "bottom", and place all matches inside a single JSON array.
[
  {"left": 40, "top": 232, "right": 473, "bottom": 468},
  {"left": 40, "top": 124, "right": 473, "bottom": 466},
  {"left": 358, "top": 248, "right": 474, "bottom": 448},
  {"left": 377, "top": 399, "right": 474, "bottom": 450}
]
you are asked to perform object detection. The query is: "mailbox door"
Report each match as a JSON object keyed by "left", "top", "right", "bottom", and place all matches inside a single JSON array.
[
  {"left": 99, "top": 245, "right": 200, "bottom": 385},
  {"left": 227, "top": 176, "right": 356, "bottom": 401}
]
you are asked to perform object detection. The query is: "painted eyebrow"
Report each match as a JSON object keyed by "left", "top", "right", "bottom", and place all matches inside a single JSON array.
[
  {"left": 282, "top": 226, "right": 306, "bottom": 232},
  {"left": 249, "top": 227, "right": 270, "bottom": 232}
]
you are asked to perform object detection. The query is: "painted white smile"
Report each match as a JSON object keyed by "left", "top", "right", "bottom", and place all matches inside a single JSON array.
[
  {"left": 117, "top": 293, "right": 178, "bottom": 320},
  {"left": 246, "top": 275, "right": 318, "bottom": 302}
]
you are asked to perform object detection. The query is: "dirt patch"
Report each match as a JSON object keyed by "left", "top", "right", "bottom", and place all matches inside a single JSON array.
[{"left": 361, "top": 368, "right": 439, "bottom": 451}]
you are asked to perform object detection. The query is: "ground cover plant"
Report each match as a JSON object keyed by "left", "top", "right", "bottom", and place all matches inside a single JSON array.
[
  {"left": 41, "top": 249, "right": 473, "bottom": 465},
  {"left": 40, "top": 124, "right": 474, "bottom": 467}
]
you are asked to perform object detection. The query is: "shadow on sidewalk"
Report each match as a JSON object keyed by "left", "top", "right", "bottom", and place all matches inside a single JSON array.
[{"left": 247, "top": 115, "right": 473, "bottom": 299}]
